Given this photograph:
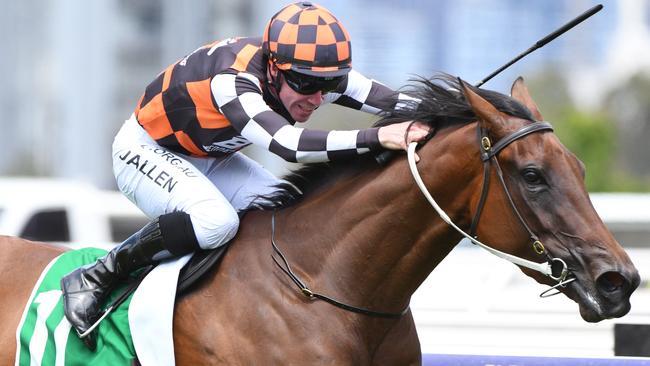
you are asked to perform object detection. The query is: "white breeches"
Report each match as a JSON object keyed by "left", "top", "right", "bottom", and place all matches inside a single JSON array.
[{"left": 112, "top": 115, "right": 282, "bottom": 249}]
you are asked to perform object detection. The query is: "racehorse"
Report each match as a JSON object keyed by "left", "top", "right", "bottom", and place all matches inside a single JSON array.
[{"left": 0, "top": 75, "right": 639, "bottom": 365}]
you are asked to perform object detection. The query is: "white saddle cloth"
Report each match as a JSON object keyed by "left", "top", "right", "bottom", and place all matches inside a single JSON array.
[{"left": 129, "top": 254, "right": 191, "bottom": 366}]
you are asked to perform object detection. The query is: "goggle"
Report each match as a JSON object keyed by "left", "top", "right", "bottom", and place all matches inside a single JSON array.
[{"left": 281, "top": 69, "right": 344, "bottom": 95}]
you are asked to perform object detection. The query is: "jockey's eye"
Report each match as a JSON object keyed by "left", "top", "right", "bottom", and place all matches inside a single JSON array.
[{"left": 522, "top": 167, "right": 545, "bottom": 186}]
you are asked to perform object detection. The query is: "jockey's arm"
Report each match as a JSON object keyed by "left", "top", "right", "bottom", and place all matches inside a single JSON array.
[
  {"left": 212, "top": 71, "right": 383, "bottom": 163},
  {"left": 328, "top": 69, "right": 419, "bottom": 115},
  {"left": 328, "top": 69, "right": 429, "bottom": 152},
  {"left": 212, "top": 71, "right": 428, "bottom": 163}
]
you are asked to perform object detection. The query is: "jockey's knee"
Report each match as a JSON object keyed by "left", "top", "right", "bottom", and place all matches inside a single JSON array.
[
  {"left": 187, "top": 201, "right": 239, "bottom": 250},
  {"left": 157, "top": 211, "right": 201, "bottom": 255}
]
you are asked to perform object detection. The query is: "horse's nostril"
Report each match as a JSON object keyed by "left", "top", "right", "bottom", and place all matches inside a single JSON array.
[{"left": 597, "top": 271, "right": 626, "bottom": 293}]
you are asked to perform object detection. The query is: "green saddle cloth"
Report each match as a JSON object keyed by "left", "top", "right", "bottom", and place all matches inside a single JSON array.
[{"left": 16, "top": 247, "right": 137, "bottom": 366}]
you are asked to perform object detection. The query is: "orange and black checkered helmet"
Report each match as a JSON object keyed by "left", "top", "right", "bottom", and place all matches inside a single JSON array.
[{"left": 262, "top": 2, "right": 352, "bottom": 77}]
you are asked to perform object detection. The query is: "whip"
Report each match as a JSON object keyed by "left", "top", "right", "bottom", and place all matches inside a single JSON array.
[{"left": 476, "top": 4, "right": 603, "bottom": 87}]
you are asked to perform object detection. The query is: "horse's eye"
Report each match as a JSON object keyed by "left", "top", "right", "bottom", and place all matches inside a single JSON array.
[{"left": 522, "top": 168, "right": 544, "bottom": 185}]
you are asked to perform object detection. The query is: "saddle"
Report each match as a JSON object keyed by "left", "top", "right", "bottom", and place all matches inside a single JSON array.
[
  {"left": 106, "top": 243, "right": 230, "bottom": 313},
  {"left": 177, "top": 244, "right": 230, "bottom": 295}
]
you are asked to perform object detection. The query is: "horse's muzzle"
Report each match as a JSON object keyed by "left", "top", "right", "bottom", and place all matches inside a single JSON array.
[
  {"left": 597, "top": 269, "right": 640, "bottom": 310},
  {"left": 575, "top": 268, "right": 640, "bottom": 322}
]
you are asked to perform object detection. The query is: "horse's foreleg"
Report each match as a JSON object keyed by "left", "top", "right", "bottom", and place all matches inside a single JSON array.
[{"left": 371, "top": 310, "right": 421, "bottom": 366}]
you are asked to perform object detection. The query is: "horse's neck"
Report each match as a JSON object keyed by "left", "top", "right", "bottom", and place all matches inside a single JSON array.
[{"left": 274, "top": 124, "right": 479, "bottom": 310}]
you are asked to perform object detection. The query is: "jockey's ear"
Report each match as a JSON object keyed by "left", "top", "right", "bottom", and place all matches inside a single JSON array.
[
  {"left": 458, "top": 78, "right": 509, "bottom": 139},
  {"left": 268, "top": 62, "right": 279, "bottom": 78},
  {"left": 510, "top": 76, "right": 544, "bottom": 121}
]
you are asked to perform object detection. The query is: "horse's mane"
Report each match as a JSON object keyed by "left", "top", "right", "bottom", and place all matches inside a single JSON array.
[{"left": 249, "top": 73, "right": 535, "bottom": 211}]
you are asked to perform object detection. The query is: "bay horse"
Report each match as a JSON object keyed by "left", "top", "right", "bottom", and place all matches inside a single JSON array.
[{"left": 0, "top": 76, "right": 639, "bottom": 365}]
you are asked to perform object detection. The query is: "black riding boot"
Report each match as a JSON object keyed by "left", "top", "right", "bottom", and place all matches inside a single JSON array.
[{"left": 60, "top": 211, "right": 199, "bottom": 351}]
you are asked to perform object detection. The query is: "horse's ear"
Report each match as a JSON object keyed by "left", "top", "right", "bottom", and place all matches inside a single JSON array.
[
  {"left": 458, "top": 78, "right": 508, "bottom": 137},
  {"left": 510, "top": 76, "right": 544, "bottom": 121}
]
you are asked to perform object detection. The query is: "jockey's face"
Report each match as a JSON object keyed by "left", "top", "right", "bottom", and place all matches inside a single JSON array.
[{"left": 269, "top": 65, "right": 323, "bottom": 122}]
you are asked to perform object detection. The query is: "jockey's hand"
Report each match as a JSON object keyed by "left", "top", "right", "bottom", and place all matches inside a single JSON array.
[{"left": 377, "top": 120, "right": 431, "bottom": 162}]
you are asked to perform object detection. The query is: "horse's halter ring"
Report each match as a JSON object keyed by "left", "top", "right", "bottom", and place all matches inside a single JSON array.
[{"left": 407, "top": 121, "right": 576, "bottom": 298}]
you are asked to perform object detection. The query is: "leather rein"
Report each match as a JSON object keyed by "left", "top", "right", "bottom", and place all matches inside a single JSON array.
[{"left": 270, "top": 121, "right": 575, "bottom": 320}]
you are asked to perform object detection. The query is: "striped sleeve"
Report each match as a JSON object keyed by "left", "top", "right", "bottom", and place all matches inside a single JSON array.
[
  {"left": 211, "top": 71, "right": 381, "bottom": 163},
  {"left": 328, "top": 69, "right": 420, "bottom": 114}
]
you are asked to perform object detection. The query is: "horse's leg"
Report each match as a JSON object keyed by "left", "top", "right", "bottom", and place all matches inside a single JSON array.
[
  {"left": 0, "top": 237, "right": 64, "bottom": 364},
  {"left": 372, "top": 310, "right": 422, "bottom": 366}
]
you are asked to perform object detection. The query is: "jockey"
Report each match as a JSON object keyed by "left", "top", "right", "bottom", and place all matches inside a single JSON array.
[{"left": 60, "top": 1, "right": 429, "bottom": 350}]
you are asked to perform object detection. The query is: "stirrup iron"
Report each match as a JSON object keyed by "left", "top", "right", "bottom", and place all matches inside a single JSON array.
[{"left": 77, "top": 306, "right": 113, "bottom": 338}]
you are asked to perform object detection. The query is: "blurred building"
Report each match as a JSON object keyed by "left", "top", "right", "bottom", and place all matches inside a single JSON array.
[
  {"left": 0, "top": 0, "right": 254, "bottom": 188},
  {"left": 0, "top": 0, "right": 648, "bottom": 187}
]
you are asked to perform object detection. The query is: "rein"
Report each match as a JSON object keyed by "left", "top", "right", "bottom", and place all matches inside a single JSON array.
[
  {"left": 407, "top": 121, "right": 576, "bottom": 297},
  {"left": 270, "top": 212, "right": 410, "bottom": 318},
  {"left": 269, "top": 121, "right": 574, "bottom": 319}
]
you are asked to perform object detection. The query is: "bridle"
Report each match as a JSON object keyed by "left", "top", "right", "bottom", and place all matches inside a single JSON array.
[
  {"left": 270, "top": 120, "right": 576, "bottom": 320},
  {"left": 407, "top": 121, "right": 576, "bottom": 298}
]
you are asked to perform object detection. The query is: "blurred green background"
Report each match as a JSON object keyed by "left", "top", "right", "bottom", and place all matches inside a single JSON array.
[{"left": 528, "top": 69, "right": 650, "bottom": 192}]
